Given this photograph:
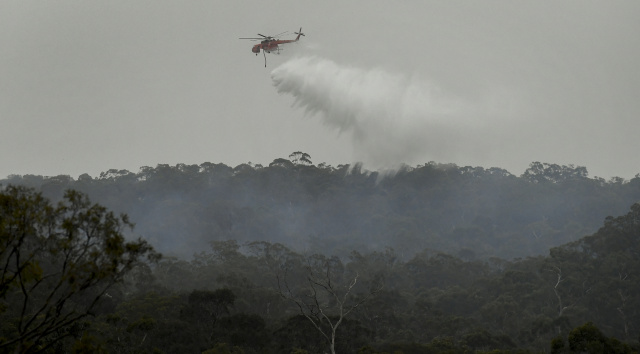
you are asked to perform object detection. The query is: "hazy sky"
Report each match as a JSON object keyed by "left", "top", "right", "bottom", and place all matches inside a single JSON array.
[{"left": 2, "top": 1, "right": 639, "bottom": 179}]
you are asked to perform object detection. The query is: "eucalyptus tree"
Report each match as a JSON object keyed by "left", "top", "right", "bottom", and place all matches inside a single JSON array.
[
  {"left": 0, "top": 186, "right": 159, "bottom": 352},
  {"left": 276, "top": 253, "right": 383, "bottom": 354}
]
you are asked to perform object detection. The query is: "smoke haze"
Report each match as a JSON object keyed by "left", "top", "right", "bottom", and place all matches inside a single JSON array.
[{"left": 271, "top": 56, "right": 519, "bottom": 169}]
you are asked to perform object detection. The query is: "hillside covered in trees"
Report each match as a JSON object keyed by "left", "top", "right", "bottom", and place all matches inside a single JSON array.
[
  {"left": 3, "top": 154, "right": 639, "bottom": 261},
  {"left": 1, "top": 178, "right": 640, "bottom": 352}
]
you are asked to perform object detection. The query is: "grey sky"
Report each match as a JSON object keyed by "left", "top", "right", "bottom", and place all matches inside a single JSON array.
[{"left": 2, "top": 1, "right": 639, "bottom": 179}]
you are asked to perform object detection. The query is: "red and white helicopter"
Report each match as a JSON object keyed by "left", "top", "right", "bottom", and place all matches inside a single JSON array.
[{"left": 240, "top": 28, "right": 305, "bottom": 67}]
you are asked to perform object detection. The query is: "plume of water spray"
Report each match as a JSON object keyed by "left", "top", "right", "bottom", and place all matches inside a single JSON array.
[{"left": 271, "top": 56, "right": 489, "bottom": 169}]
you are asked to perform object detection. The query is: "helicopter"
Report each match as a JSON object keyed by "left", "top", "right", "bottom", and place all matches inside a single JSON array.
[{"left": 240, "top": 28, "right": 305, "bottom": 67}]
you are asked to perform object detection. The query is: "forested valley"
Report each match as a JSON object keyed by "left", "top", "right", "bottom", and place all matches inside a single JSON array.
[{"left": 2, "top": 154, "right": 640, "bottom": 353}]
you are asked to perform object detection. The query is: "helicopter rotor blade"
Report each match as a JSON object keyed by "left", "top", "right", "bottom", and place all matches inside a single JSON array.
[{"left": 273, "top": 31, "right": 288, "bottom": 38}]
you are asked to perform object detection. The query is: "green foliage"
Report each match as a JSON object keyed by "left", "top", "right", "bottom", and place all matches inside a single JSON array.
[
  {"left": 71, "top": 333, "right": 108, "bottom": 354},
  {"left": 461, "top": 329, "right": 516, "bottom": 351},
  {"left": 272, "top": 315, "right": 329, "bottom": 353},
  {"left": 550, "top": 336, "right": 565, "bottom": 354},
  {"left": 2, "top": 158, "right": 640, "bottom": 352},
  {"left": 291, "top": 348, "right": 310, "bottom": 354},
  {"left": 212, "top": 313, "right": 269, "bottom": 352},
  {"left": 202, "top": 342, "right": 245, "bottom": 354},
  {"left": 5, "top": 158, "right": 638, "bottom": 260},
  {"left": 0, "top": 186, "right": 159, "bottom": 352},
  {"left": 184, "top": 288, "right": 236, "bottom": 326},
  {"left": 549, "top": 322, "right": 636, "bottom": 353}
]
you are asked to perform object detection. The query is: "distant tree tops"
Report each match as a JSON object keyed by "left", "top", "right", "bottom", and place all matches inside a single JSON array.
[{"left": 2, "top": 154, "right": 639, "bottom": 260}]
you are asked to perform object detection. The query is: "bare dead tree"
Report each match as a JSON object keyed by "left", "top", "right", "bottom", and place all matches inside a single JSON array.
[
  {"left": 615, "top": 262, "right": 630, "bottom": 339},
  {"left": 550, "top": 266, "right": 569, "bottom": 318},
  {"left": 617, "top": 289, "right": 629, "bottom": 338},
  {"left": 276, "top": 255, "right": 383, "bottom": 354}
]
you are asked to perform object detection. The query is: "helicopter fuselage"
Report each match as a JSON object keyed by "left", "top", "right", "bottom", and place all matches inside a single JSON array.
[{"left": 252, "top": 41, "right": 285, "bottom": 54}]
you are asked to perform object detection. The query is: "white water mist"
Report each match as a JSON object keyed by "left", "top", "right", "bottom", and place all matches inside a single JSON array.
[{"left": 271, "top": 56, "right": 503, "bottom": 169}]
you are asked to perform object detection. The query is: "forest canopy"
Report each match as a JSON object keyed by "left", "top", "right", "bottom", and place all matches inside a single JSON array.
[
  {"left": 1, "top": 178, "right": 639, "bottom": 352},
  {"left": 2, "top": 155, "right": 640, "bottom": 352},
  {"left": 3, "top": 157, "right": 639, "bottom": 260}
]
